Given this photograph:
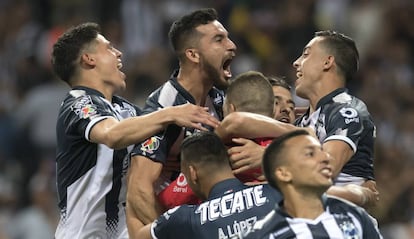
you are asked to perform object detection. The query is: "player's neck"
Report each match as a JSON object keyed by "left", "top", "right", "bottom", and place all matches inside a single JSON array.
[
  {"left": 205, "top": 174, "right": 236, "bottom": 198},
  {"left": 282, "top": 188, "right": 324, "bottom": 219},
  {"left": 72, "top": 81, "right": 114, "bottom": 102},
  {"left": 177, "top": 69, "right": 212, "bottom": 106}
]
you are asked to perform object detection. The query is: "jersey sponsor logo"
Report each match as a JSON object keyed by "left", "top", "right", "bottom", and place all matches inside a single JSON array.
[
  {"left": 339, "top": 108, "right": 358, "bottom": 118},
  {"left": 176, "top": 173, "right": 187, "bottom": 187},
  {"left": 172, "top": 173, "right": 189, "bottom": 193},
  {"left": 140, "top": 136, "right": 161, "bottom": 155},
  {"left": 196, "top": 185, "right": 267, "bottom": 224},
  {"left": 340, "top": 108, "right": 360, "bottom": 124}
]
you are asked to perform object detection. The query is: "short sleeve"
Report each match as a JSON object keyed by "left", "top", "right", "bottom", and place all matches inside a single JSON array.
[
  {"left": 151, "top": 206, "right": 192, "bottom": 239},
  {"left": 324, "top": 105, "right": 364, "bottom": 153},
  {"left": 63, "top": 95, "right": 114, "bottom": 141}
]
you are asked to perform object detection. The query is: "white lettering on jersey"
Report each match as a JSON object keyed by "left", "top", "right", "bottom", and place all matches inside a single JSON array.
[
  {"left": 217, "top": 216, "right": 257, "bottom": 239},
  {"left": 196, "top": 185, "right": 267, "bottom": 224}
]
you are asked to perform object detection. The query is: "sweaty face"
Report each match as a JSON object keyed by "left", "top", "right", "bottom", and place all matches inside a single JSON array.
[
  {"left": 91, "top": 34, "right": 125, "bottom": 92},
  {"left": 272, "top": 86, "right": 295, "bottom": 124},
  {"left": 292, "top": 37, "right": 328, "bottom": 99},
  {"left": 282, "top": 135, "right": 333, "bottom": 191},
  {"left": 196, "top": 20, "right": 236, "bottom": 90}
]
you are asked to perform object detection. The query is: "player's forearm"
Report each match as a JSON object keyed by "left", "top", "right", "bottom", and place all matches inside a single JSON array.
[
  {"left": 219, "top": 112, "right": 297, "bottom": 140},
  {"left": 103, "top": 109, "right": 173, "bottom": 149},
  {"left": 323, "top": 141, "right": 354, "bottom": 179},
  {"left": 127, "top": 186, "right": 163, "bottom": 224},
  {"left": 126, "top": 205, "right": 145, "bottom": 239},
  {"left": 136, "top": 224, "right": 153, "bottom": 239},
  {"left": 126, "top": 156, "right": 164, "bottom": 237},
  {"left": 327, "top": 185, "right": 363, "bottom": 205},
  {"left": 327, "top": 184, "right": 377, "bottom": 207}
]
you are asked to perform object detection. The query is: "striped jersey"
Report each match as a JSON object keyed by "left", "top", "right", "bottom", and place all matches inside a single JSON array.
[
  {"left": 151, "top": 179, "right": 282, "bottom": 239},
  {"left": 244, "top": 195, "right": 383, "bottom": 239},
  {"left": 55, "top": 86, "right": 141, "bottom": 239},
  {"left": 295, "top": 88, "right": 376, "bottom": 185},
  {"left": 131, "top": 70, "right": 224, "bottom": 194}
]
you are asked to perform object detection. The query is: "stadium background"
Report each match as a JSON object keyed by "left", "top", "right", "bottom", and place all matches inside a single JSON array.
[{"left": 0, "top": 0, "right": 413, "bottom": 238}]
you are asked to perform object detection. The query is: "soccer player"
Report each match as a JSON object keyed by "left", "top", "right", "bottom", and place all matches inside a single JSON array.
[
  {"left": 136, "top": 132, "right": 282, "bottom": 239},
  {"left": 52, "top": 22, "right": 219, "bottom": 239},
  {"left": 222, "top": 30, "right": 380, "bottom": 208},
  {"left": 244, "top": 130, "right": 383, "bottom": 239},
  {"left": 126, "top": 8, "right": 237, "bottom": 237},
  {"left": 267, "top": 76, "right": 296, "bottom": 123},
  {"left": 219, "top": 71, "right": 294, "bottom": 183},
  {"left": 292, "top": 30, "right": 378, "bottom": 206},
  {"left": 218, "top": 74, "right": 299, "bottom": 183}
]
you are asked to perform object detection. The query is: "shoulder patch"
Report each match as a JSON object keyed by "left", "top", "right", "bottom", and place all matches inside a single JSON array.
[
  {"left": 140, "top": 136, "right": 162, "bottom": 155},
  {"left": 71, "top": 96, "right": 98, "bottom": 119}
]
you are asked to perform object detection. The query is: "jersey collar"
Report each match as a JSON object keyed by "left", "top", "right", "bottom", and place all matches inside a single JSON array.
[
  {"left": 315, "top": 88, "right": 348, "bottom": 110},
  {"left": 208, "top": 178, "right": 243, "bottom": 199},
  {"left": 72, "top": 86, "right": 105, "bottom": 98}
]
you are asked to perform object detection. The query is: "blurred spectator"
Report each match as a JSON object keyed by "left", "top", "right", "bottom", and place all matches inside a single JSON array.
[{"left": 4, "top": 159, "right": 58, "bottom": 239}]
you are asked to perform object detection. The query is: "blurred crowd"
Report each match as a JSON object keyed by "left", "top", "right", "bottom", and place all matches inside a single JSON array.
[{"left": 0, "top": 0, "right": 413, "bottom": 238}]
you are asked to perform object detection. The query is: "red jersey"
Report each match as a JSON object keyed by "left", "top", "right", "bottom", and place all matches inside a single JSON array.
[{"left": 234, "top": 137, "right": 273, "bottom": 183}]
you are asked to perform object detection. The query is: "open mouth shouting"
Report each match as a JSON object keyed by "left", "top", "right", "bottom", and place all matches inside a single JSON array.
[{"left": 222, "top": 55, "right": 234, "bottom": 80}]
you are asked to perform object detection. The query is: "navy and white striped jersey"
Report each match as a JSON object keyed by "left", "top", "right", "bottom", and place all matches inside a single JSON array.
[
  {"left": 295, "top": 88, "right": 376, "bottom": 185},
  {"left": 150, "top": 179, "right": 282, "bottom": 239},
  {"left": 55, "top": 86, "right": 140, "bottom": 239},
  {"left": 131, "top": 70, "right": 224, "bottom": 193},
  {"left": 244, "top": 195, "right": 382, "bottom": 239}
]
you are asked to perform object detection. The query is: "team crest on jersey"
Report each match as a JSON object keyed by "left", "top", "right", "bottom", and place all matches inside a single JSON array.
[
  {"left": 140, "top": 136, "right": 161, "bottom": 155},
  {"left": 213, "top": 93, "right": 223, "bottom": 105},
  {"left": 339, "top": 220, "right": 359, "bottom": 238}
]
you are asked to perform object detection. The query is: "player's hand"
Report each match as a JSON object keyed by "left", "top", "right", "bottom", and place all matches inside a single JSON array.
[
  {"left": 168, "top": 103, "right": 220, "bottom": 131},
  {"left": 344, "top": 183, "right": 379, "bottom": 208},
  {"left": 361, "top": 180, "right": 380, "bottom": 208},
  {"left": 228, "top": 138, "right": 264, "bottom": 174}
]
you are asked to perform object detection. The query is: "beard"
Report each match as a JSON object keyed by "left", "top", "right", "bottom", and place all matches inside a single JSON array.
[{"left": 201, "top": 56, "right": 229, "bottom": 91}]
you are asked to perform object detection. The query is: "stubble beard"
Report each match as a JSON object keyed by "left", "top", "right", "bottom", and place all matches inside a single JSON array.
[{"left": 202, "top": 58, "right": 228, "bottom": 91}]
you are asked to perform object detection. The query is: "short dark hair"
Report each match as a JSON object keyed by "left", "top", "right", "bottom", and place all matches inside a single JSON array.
[
  {"left": 262, "top": 130, "right": 310, "bottom": 190},
  {"left": 226, "top": 71, "right": 274, "bottom": 117},
  {"left": 266, "top": 76, "right": 291, "bottom": 91},
  {"left": 168, "top": 8, "right": 218, "bottom": 60},
  {"left": 51, "top": 22, "right": 101, "bottom": 84},
  {"left": 315, "top": 30, "right": 359, "bottom": 82},
  {"left": 181, "top": 131, "right": 229, "bottom": 167}
]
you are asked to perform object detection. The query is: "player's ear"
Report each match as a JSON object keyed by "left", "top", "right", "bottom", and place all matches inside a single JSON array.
[
  {"left": 275, "top": 167, "right": 292, "bottom": 183},
  {"left": 189, "top": 165, "right": 198, "bottom": 183},
  {"left": 80, "top": 53, "right": 96, "bottom": 68},
  {"left": 323, "top": 55, "right": 334, "bottom": 70},
  {"left": 185, "top": 48, "right": 200, "bottom": 64},
  {"left": 229, "top": 103, "right": 236, "bottom": 113}
]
